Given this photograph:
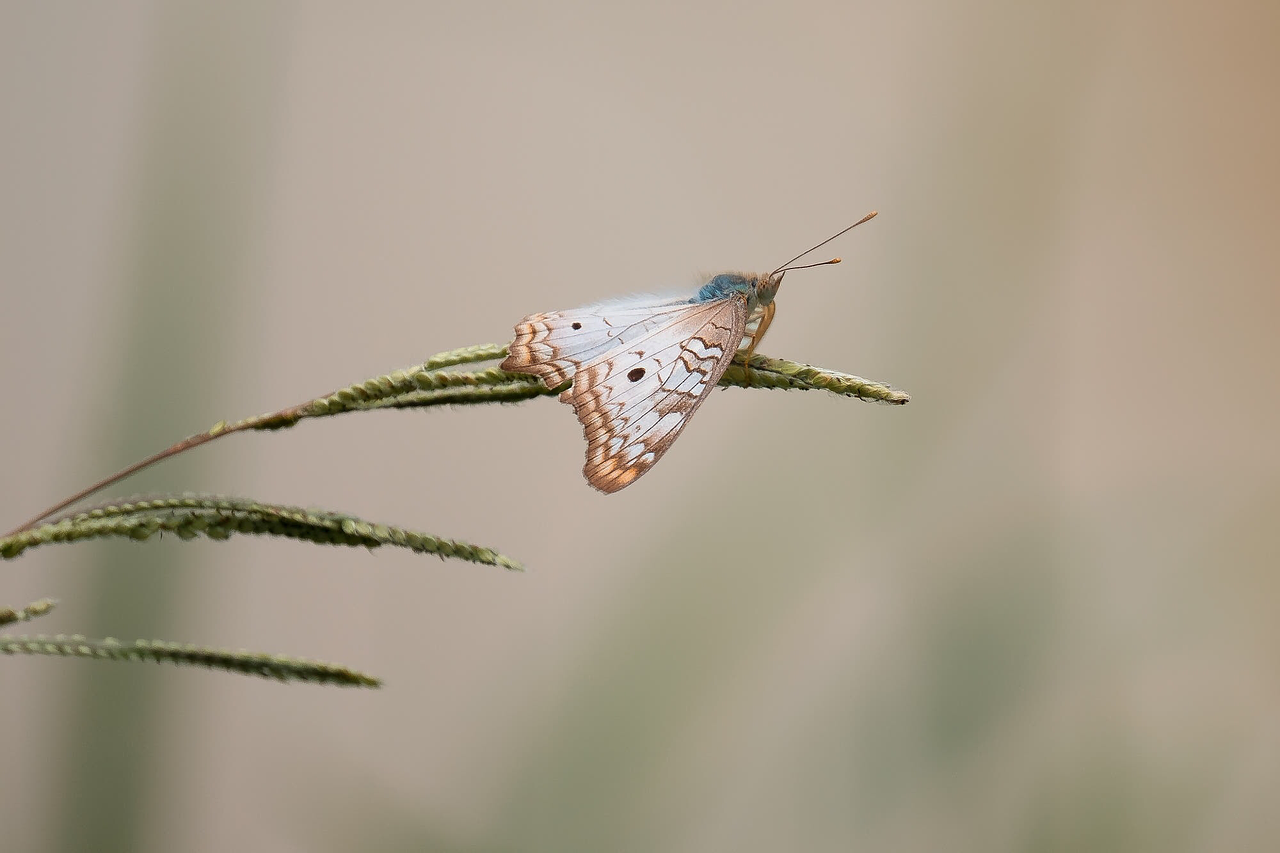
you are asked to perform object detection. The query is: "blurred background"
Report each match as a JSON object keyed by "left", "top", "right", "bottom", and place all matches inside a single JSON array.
[{"left": 2, "top": 2, "right": 1277, "bottom": 851}]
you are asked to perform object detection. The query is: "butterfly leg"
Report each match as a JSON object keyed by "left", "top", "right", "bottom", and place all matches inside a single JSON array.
[{"left": 740, "top": 301, "right": 776, "bottom": 380}]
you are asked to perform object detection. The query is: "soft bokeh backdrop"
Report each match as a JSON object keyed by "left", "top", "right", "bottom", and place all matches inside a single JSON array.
[{"left": 3, "top": 2, "right": 1277, "bottom": 851}]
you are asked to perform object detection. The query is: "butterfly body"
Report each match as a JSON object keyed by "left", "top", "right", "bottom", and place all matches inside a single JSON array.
[
  {"left": 692, "top": 272, "right": 776, "bottom": 309},
  {"left": 500, "top": 212, "right": 876, "bottom": 493}
]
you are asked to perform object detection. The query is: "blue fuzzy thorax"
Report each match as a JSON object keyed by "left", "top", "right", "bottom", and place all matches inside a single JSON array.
[{"left": 690, "top": 273, "right": 754, "bottom": 304}]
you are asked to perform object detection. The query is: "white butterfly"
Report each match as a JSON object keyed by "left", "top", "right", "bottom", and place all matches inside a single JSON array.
[{"left": 501, "top": 212, "right": 878, "bottom": 493}]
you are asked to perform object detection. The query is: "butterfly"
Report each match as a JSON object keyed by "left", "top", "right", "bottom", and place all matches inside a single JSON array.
[{"left": 501, "top": 212, "right": 878, "bottom": 493}]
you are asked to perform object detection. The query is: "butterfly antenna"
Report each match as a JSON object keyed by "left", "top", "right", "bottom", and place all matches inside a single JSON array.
[
  {"left": 771, "top": 210, "right": 878, "bottom": 275},
  {"left": 776, "top": 257, "right": 842, "bottom": 273}
]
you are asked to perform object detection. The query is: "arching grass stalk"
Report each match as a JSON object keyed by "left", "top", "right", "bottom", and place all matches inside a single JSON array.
[{"left": 6, "top": 343, "right": 907, "bottom": 536}]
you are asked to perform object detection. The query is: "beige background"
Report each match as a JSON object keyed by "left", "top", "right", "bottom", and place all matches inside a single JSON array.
[{"left": 2, "top": 2, "right": 1278, "bottom": 851}]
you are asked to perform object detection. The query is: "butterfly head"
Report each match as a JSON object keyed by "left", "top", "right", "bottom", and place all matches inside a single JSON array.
[{"left": 756, "top": 271, "right": 785, "bottom": 307}]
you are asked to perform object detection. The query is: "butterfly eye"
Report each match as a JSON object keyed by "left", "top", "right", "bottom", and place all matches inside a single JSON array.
[
  {"left": 571, "top": 322, "right": 582, "bottom": 330},
  {"left": 627, "top": 367, "right": 646, "bottom": 382}
]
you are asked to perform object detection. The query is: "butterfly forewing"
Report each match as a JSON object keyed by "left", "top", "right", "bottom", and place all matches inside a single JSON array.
[{"left": 501, "top": 299, "right": 706, "bottom": 390}]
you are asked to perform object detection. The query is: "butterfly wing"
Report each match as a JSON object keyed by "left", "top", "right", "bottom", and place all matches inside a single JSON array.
[
  {"left": 503, "top": 293, "right": 748, "bottom": 492},
  {"left": 567, "top": 297, "right": 747, "bottom": 492}
]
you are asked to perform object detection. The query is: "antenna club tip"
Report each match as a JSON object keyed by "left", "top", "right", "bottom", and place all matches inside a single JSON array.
[{"left": 831, "top": 257, "right": 842, "bottom": 264}]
